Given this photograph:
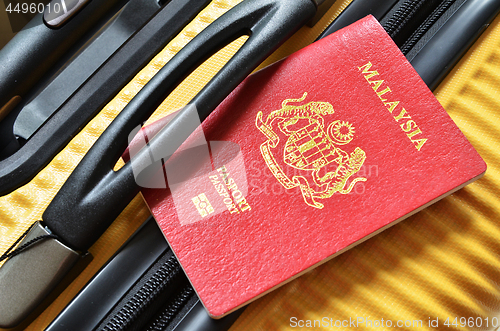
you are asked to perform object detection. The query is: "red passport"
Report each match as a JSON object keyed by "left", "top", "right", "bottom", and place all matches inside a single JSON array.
[{"left": 134, "top": 16, "right": 486, "bottom": 317}]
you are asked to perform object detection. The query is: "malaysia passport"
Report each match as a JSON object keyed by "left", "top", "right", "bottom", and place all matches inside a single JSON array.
[{"left": 134, "top": 16, "right": 486, "bottom": 317}]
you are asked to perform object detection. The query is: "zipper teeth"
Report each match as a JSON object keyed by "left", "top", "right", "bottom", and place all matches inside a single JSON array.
[
  {"left": 383, "top": 0, "right": 428, "bottom": 37},
  {"left": 146, "top": 285, "right": 196, "bottom": 331},
  {"left": 103, "top": 255, "right": 181, "bottom": 331},
  {"left": 400, "top": 0, "right": 456, "bottom": 54}
]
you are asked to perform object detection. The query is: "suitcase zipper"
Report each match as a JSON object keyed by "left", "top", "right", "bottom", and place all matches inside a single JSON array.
[
  {"left": 381, "top": 0, "right": 459, "bottom": 49},
  {"left": 383, "top": 0, "right": 430, "bottom": 38},
  {"left": 400, "top": 0, "right": 457, "bottom": 54},
  {"left": 145, "top": 285, "right": 196, "bottom": 331},
  {"left": 99, "top": 253, "right": 187, "bottom": 331}
]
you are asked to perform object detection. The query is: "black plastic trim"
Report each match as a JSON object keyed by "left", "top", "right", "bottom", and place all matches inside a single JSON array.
[
  {"left": 0, "top": 0, "right": 213, "bottom": 196},
  {"left": 410, "top": 0, "right": 500, "bottom": 90}
]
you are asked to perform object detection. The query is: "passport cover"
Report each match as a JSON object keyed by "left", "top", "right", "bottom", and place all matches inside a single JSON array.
[{"left": 133, "top": 16, "right": 487, "bottom": 317}]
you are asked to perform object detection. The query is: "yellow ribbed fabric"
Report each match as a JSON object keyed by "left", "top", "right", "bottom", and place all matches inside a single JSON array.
[{"left": 3, "top": 0, "right": 500, "bottom": 330}]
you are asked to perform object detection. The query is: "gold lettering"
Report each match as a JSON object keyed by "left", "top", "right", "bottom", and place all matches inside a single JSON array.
[
  {"left": 239, "top": 203, "right": 252, "bottom": 212},
  {"left": 228, "top": 205, "right": 240, "bottom": 214},
  {"left": 226, "top": 178, "right": 237, "bottom": 191},
  {"left": 369, "top": 80, "right": 384, "bottom": 93},
  {"left": 400, "top": 120, "right": 418, "bottom": 133},
  {"left": 394, "top": 108, "right": 411, "bottom": 122},
  {"left": 413, "top": 138, "right": 427, "bottom": 151},
  {"left": 376, "top": 86, "right": 391, "bottom": 100},
  {"left": 235, "top": 195, "right": 251, "bottom": 211},
  {"left": 384, "top": 101, "right": 399, "bottom": 113},
  {"left": 216, "top": 183, "right": 225, "bottom": 194},
  {"left": 217, "top": 165, "right": 230, "bottom": 183},
  {"left": 407, "top": 128, "right": 422, "bottom": 139},
  {"left": 359, "top": 62, "right": 428, "bottom": 151},
  {"left": 232, "top": 190, "right": 243, "bottom": 201},
  {"left": 358, "top": 62, "right": 379, "bottom": 80}
]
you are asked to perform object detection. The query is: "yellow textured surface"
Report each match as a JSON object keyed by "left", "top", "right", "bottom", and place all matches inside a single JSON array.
[{"left": 2, "top": 0, "right": 500, "bottom": 330}]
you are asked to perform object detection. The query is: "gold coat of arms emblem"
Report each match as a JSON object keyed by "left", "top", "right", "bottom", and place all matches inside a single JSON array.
[{"left": 255, "top": 92, "right": 367, "bottom": 209}]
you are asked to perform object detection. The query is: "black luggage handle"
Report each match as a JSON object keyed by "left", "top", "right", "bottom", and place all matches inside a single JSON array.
[{"left": 43, "top": 0, "right": 317, "bottom": 251}]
